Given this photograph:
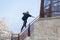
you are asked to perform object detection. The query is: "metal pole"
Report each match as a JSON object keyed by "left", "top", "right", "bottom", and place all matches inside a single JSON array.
[
  {"left": 28, "top": 24, "right": 30, "bottom": 36},
  {"left": 40, "top": 0, "right": 44, "bottom": 18},
  {"left": 18, "top": 34, "right": 19, "bottom": 40},
  {"left": 11, "top": 34, "right": 13, "bottom": 40}
]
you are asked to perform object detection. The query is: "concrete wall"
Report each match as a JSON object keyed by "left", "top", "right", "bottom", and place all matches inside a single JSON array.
[{"left": 25, "top": 16, "right": 60, "bottom": 40}]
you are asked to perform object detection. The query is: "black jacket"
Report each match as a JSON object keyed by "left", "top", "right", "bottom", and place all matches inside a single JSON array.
[{"left": 22, "top": 13, "right": 32, "bottom": 21}]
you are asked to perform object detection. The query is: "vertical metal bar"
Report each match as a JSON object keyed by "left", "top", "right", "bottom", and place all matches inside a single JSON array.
[
  {"left": 18, "top": 34, "right": 19, "bottom": 40},
  {"left": 28, "top": 24, "right": 30, "bottom": 36},
  {"left": 40, "top": 0, "right": 44, "bottom": 18},
  {"left": 47, "top": 4, "right": 52, "bottom": 17},
  {"left": 11, "top": 34, "right": 13, "bottom": 40},
  {"left": 47, "top": 0, "right": 53, "bottom": 17}
]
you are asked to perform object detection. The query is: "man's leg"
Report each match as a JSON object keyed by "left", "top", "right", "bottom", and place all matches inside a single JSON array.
[
  {"left": 21, "top": 20, "right": 27, "bottom": 32},
  {"left": 24, "top": 20, "right": 27, "bottom": 28}
]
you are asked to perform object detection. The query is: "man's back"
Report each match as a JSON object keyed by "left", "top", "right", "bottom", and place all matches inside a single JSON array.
[{"left": 22, "top": 13, "right": 31, "bottom": 20}]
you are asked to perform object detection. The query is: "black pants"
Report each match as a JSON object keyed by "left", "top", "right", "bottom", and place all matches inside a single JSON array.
[{"left": 21, "top": 20, "right": 27, "bottom": 32}]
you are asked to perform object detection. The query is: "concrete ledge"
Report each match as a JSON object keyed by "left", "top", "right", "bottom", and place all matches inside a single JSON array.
[{"left": 39, "top": 16, "right": 60, "bottom": 20}]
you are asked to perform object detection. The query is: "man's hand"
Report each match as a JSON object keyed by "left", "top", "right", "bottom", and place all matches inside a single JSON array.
[{"left": 31, "top": 16, "right": 35, "bottom": 18}]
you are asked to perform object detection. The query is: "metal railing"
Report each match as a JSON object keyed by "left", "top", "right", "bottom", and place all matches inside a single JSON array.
[{"left": 11, "top": 34, "right": 19, "bottom": 40}]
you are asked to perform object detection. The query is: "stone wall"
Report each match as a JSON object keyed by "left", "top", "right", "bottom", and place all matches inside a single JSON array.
[{"left": 25, "top": 16, "right": 60, "bottom": 40}]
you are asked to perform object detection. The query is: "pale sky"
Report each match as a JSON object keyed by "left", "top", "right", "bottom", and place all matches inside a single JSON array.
[{"left": 0, "top": 0, "right": 41, "bottom": 33}]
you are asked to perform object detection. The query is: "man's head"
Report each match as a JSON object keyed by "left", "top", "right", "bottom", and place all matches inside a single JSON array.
[{"left": 26, "top": 11, "right": 29, "bottom": 14}]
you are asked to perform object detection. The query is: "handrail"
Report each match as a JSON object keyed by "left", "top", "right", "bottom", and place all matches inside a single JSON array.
[{"left": 30, "top": 16, "right": 39, "bottom": 25}]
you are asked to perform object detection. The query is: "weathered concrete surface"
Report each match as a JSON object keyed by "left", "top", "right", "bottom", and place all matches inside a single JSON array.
[{"left": 25, "top": 16, "right": 60, "bottom": 40}]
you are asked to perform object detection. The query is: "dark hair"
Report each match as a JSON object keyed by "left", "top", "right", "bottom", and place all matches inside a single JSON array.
[{"left": 26, "top": 11, "right": 29, "bottom": 14}]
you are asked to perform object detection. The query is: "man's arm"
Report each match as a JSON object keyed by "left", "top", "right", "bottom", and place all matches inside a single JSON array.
[
  {"left": 31, "top": 16, "right": 35, "bottom": 18},
  {"left": 28, "top": 14, "right": 35, "bottom": 18}
]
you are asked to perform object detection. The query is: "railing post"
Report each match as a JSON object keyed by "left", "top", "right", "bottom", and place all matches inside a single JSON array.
[
  {"left": 28, "top": 24, "right": 30, "bottom": 36},
  {"left": 11, "top": 34, "right": 13, "bottom": 40},
  {"left": 18, "top": 34, "right": 19, "bottom": 40}
]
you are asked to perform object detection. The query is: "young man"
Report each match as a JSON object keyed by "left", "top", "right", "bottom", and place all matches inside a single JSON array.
[{"left": 21, "top": 11, "right": 34, "bottom": 32}]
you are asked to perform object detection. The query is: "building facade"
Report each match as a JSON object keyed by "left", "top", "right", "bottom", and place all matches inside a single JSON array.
[
  {"left": 0, "top": 20, "right": 11, "bottom": 40},
  {"left": 44, "top": 0, "right": 60, "bottom": 17},
  {"left": 40, "top": 0, "right": 60, "bottom": 17}
]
